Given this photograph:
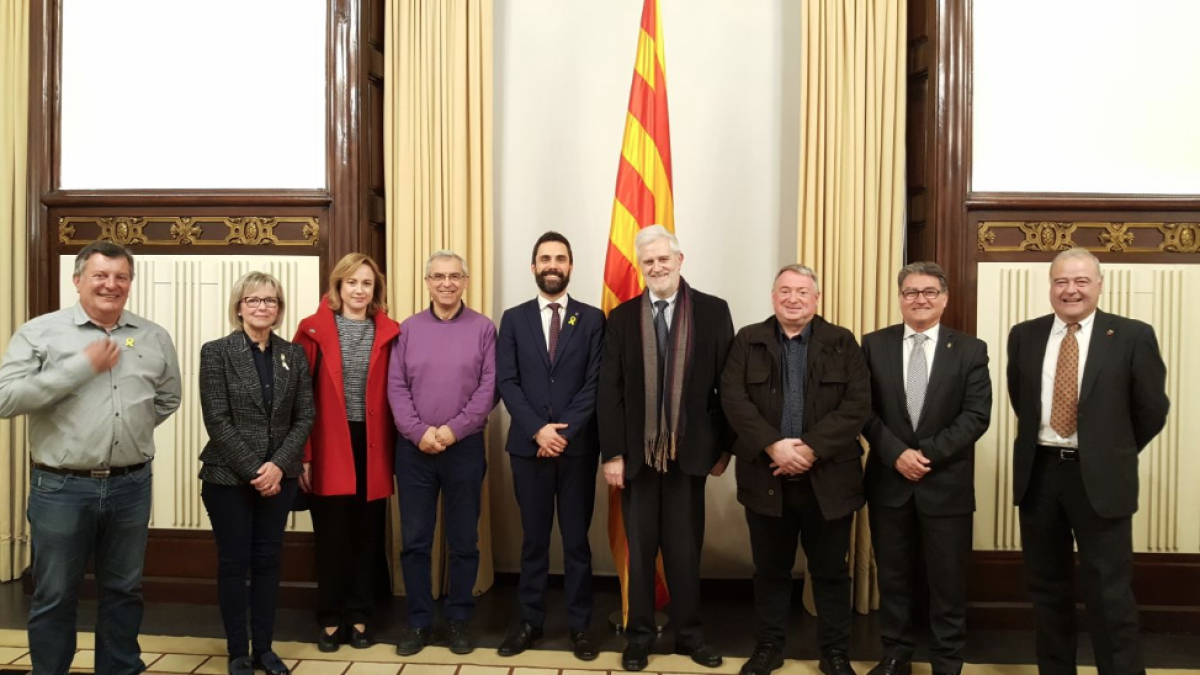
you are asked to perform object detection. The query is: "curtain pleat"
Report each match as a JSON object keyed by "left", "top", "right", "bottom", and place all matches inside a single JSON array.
[
  {"left": 383, "top": 0, "right": 495, "bottom": 598},
  {"left": 0, "top": 0, "right": 31, "bottom": 582},
  {"left": 797, "top": 0, "right": 907, "bottom": 615}
]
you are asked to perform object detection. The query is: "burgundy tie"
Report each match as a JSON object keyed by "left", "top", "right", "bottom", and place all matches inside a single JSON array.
[{"left": 548, "top": 302, "right": 562, "bottom": 361}]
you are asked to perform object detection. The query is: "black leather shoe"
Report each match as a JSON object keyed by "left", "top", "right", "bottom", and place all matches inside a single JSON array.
[
  {"left": 498, "top": 621, "right": 542, "bottom": 657},
  {"left": 252, "top": 652, "right": 290, "bottom": 675},
  {"left": 622, "top": 642, "right": 650, "bottom": 671},
  {"left": 447, "top": 619, "right": 475, "bottom": 655},
  {"left": 229, "top": 656, "right": 254, "bottom": 675},
  {"left": 739, "top": 642, "right": 784, "bottom": 675},
  {"left": 349, "top": 626, "right": 371, "bottom": 649},
  {"left": 820, "top": 652, "right": 858, "bottom": 675},
  {"left": 571, "top": 631, "right": 599, "bottom": 661},
  {"left": 395, "top": 626, "right": 433, "bottom": 656},
  {"left": 316, "top": 627, "right": 341, "bottom": 653},
  {"left": 867, "top": 658, "right": 911, "bottom": 675},
  {"left": 676, "top": 642, "right": 723, "bottom": 668}
]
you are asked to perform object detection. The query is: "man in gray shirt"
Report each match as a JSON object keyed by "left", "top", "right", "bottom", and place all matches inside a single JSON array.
[{"left": 0, "top": 242, "right": 182, "bottom": 675}]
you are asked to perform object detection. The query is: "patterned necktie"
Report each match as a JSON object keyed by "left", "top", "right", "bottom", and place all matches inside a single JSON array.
[
  {"left": 1050, "top": 323, "right": 1081, "bottom": 438},
  {"left": 547, "top": 302, "right": 561, "bottom": 361},
  {"left": 907, "top": 333, "right": 929, "bottom": 430}
]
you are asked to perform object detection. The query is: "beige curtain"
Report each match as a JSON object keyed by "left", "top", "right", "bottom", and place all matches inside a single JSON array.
[
  {"left": 0, "top": 0, "right": 30, "bottom": 582},
  {"left": 797, "top": 0, "right": 907, "bottom": 614},
  {"left": 383, "top": 0, "right": 495, "bottom": 598}
]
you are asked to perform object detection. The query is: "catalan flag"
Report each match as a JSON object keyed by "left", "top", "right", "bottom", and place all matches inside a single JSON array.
[{"left": 602, "top": 0, "right": 674, "bottom": 626}]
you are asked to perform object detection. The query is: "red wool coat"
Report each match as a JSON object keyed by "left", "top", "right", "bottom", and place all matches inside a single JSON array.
[{"left": 294, "top": 301, "right": 400, "bottom": 501}]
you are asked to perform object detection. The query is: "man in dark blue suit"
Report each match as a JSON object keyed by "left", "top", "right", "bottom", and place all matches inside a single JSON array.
[{"left": 496, "top": 231, "right": 605, "bottom": 661}]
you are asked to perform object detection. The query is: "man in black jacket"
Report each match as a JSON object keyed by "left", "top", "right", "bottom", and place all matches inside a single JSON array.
[
  {"left": 861, "top": 262, "right": 991, "bottom": 675},
  {"left": 598, "top": 225, "right": 734, "bottom": 672},
  {"left": 1007, "top": 248, "right": 1168, "bottom": 675},
  {"left": 721, "top": 264, "right": 871, "bottom": 675}
]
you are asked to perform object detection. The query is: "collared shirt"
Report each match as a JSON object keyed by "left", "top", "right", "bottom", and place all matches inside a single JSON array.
[
  {"left": 0, "top": 303, "right": 182, "bottom": 470},
  {"left": 779, "top": 321, "right": 813, "bottom": 439},
  {"left": 651, "top": 291, "right": 677, "bottom": 328},
  {"left": 1038, "top": 310, "right": 1096, "bottom": 448},
  {"left": 902, "top": 323, "right": 940, "bottom": 382},
  {"left": 243, "top": 331, "right": 275, "bottom": 412},
  {"left": 537, "top": 293, "right": 569, "bottom": 351}
]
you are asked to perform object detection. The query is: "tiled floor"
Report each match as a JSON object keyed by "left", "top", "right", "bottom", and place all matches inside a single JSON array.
[{"left": 0, "top": 630, "right": 1198, "bottom": 675}]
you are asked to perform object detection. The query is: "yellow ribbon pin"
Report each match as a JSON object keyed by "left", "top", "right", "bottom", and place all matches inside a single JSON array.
[
  {"left": 568, "top": 315, "right": 578, "bottom": 326},
  {"left": 125, "top": 338, "right": 135, "bottom": 347}
]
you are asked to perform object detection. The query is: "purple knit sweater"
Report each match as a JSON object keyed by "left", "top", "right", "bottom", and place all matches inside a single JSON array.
[{"left": 387, "top": 305, "right": 497, "bottom": 446}]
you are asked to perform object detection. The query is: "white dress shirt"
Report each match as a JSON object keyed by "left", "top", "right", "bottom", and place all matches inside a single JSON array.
[
  {"left": 537, "top": 293, "right": 569, "bottom": 351},
  {"left": 1037, "top": 311, "right": 1096, "bottom": 448},
  {"left": 902, "top": 323, "right": 940, "bottom": 382},
  {"left": 651, "top": 291, "right": 677, "bottom": 327}
]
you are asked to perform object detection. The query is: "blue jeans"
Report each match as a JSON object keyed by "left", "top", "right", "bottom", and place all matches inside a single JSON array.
[
  {"left": 202, "top": 479, "right": 298, "bottom": 659},
  {"left": 395, "top": 432, "right": 486, "bottom": 628},
  {"left": 27, "top": 463, "right": 153, "bottom": 675}
]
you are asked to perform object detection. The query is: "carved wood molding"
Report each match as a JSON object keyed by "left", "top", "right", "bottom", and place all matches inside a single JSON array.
[
  {"left": 977, "top": 221, "right": 1200, "bottom": 254},
  {"left": 57, "top": 216, "right": 321, "bottom": 247}
]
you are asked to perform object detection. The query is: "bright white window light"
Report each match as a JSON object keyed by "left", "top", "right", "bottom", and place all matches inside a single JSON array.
[
  {"left": 60, "top": 0, "right": 326, "bottom": 190},
  {"left": 973, "top": 0, "right": 1200, "bottom": 194}
]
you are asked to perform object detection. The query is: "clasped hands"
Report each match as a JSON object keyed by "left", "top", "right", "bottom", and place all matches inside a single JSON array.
[
  {"left": 894, "top": 448, "right": 931, "bottom": 482},
  {"left": 765, "top": 438, "right": 818, "bottom": 476},
  {"left": 418, "top": 425, "right": 458, "bottom": 454},
  {"left": 250, "top": 461, "right": 284, "bottom": 497}
]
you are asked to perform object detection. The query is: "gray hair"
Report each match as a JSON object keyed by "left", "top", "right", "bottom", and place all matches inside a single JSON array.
[
  {"left": 73, "top": 241, "right": 135, "bottom": 279},
  {"left": 634, "top": 225, "right": 682, "bottom": 259},
  {"left": 229, "top": 271, "right": 286, "bottom": 330},
  {"left": 425, "top": 249, "right": 469, "bottom": 277},
  {"left": 774, "top": 264, "right": 821, "bottom": 293},
  {"left": 1051, "top": 247, "right": 1102, "bottom": 278},
  {"left": 897, "top": 261, "right": 948, "bottom": 291}
]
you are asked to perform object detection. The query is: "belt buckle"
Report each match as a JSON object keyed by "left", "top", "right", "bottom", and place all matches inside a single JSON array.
[
  {"left": 1057, "top": 448, "right": 1076, "bottom": 460},
  {"left": 89, "top": 468, "right": 111, "bottom": 479}
]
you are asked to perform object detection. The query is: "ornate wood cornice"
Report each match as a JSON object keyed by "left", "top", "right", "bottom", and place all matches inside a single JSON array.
[
  {"left": 977, "top": 221, "right": 1200, "bottom": 254},
  {"left": 57, "top": 216, "right": 321, "bottom": 247}
]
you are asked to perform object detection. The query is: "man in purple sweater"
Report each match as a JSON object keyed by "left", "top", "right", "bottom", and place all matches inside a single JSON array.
[{"left": 388, "top": 250, "right": 497, "bottom": 656}]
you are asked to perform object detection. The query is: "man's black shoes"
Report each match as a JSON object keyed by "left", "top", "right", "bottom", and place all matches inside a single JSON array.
[
  {"left": 497, "top": 621, "right": 543, "bottom": 657},
  {"left": 819, "top": 652, "right": 858, "bottom": 675},
  {"left": 622, "top": 642, "right": 650, "bottom": 671},
  {"left": 447, "top": 620, "right": 475, "bottom": 655},
  {"left": 675, "top": 642, "right": 723, "bottom": 668},
  {"left": 740, "top": 642, "right": 785, "bottom": 675},
  {"left": 395, "top": 626, "right": 433, "bottom": 656},
  {"left": 866, "top": 658, "right": 912, "bottom": 675},
  {"left": 571, "top": 631, "right": 599, "bottom": 661}
]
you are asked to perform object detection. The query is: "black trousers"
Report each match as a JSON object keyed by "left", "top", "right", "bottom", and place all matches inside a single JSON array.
[
  {"left": 511, "top": 452, "right": 597, "bottom": 632},
  {"left": 869, "top": 497, "right": 971, "bottom": 673},
  {"left": 202, "top": 478, "right": 298, "bottom": 659},
  {"left": 1019, "top": 454, "right": 1143, "bottom": 675},
  {"left": 622, "top": 465, "right": 707, "bottom": 648},
  {"left": 745, "top": 478, "right": 854, "bottom": 654},
  {"left": 309, "top": 421, "right": 387, "bottom": 628}
]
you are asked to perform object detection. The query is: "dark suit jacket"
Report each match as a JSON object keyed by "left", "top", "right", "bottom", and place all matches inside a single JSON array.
[
  {"left": 497, "top": 297, "right": 605, "bottom": 457},
  {"left": 862, "top": 324, "right": 992, "bottom": 516},
  {"left": 598, "top": 286, "right": 734, "bottom": 480},
  {"left": 199, "top": 332, "right": 315, "bottom": 483},
  {"left": 1007, "top": 309, "right": 1169, "bottom": 518},
  {"left": 720, "top": 314, "right": 871, "bottom": 520}
]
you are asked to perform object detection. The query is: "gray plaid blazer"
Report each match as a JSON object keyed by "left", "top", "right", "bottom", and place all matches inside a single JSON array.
[{"left": 198, "top": 331, "right": 315, "bottom": 485}]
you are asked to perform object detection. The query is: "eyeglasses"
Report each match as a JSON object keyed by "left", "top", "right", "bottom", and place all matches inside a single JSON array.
[
  {"left": 426, "top": 273, "right": 467, "bottom": 283},
  {"left": 900, "top": 288, "right": 943, "bottom": 301},
  {"left": 242, "top": 297, "right": 280, "bottom": 308}
]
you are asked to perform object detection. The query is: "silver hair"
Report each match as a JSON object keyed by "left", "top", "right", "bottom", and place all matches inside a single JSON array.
[
  {"left": 425, "top": 250, "right": 470, "bottom": 277},
  {"left": 634, "top": 225, "right": 682, "bottom": 259},
  {"left": 1050, "top": 247, "right": 1103, "bottom": 278},
  {"left": 897, "top": 261, "right": 948, "bottom": 291},
  {"left": 774, "top": 264, "right": 821, "bottom": 293},
  {"left": 73, "top": 241, "right": 135, "bottom": 280}
]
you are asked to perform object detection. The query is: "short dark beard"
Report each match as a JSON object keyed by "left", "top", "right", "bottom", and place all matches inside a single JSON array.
[{"left": 536, "top": 269, "right": 570, "bottom": 295}]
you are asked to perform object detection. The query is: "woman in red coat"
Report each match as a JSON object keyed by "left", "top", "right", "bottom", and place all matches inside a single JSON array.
[{"left": 294, "top": 253, "right": 400, "bottom": 651}]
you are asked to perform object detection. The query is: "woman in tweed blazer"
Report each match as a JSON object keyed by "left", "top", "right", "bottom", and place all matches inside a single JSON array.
[{"left": 199, "top": 272, "right": 314, "bottom": 675}]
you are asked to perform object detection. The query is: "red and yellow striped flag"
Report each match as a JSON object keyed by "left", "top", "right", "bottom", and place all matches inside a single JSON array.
[{"left": 602, "top": 0, "right": 675, "bottom": 626}]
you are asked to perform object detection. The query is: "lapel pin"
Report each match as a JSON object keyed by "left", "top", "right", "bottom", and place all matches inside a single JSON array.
[
  {"left": 1106, "top": 329, "right": 1114, "bottom": 336},
  {"left": 568, "top": 314, "right": 578, "bottom": 326},
  {"left": 946, "top": 341, "right": 953, "bottom": 349},
  {"left": 309, "top": 328, "right": 316, "bottom": 334},
  {"left": 280, "top": 353, "right": 290, "bottom": 371},
  {"left": 125, "top": 338, "right": 135, "bottom": 347}
]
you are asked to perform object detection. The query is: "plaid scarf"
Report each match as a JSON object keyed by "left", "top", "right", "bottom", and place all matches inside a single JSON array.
[{"left": 640, "top": 279, "right": 694, "bottom": 472}]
